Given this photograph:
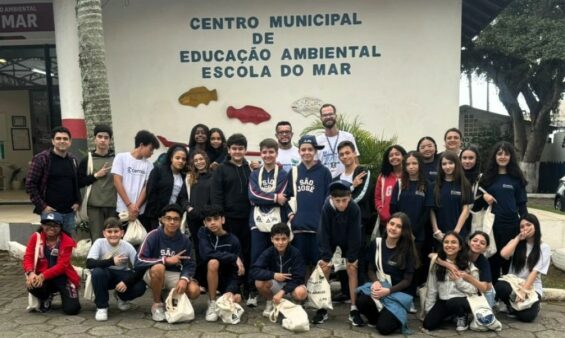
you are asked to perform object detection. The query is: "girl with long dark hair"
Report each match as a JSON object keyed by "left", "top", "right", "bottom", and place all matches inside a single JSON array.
[
  {"left": 143, "top": 144, "right": 188, "bottom": 230},
  {"left": 356, "top": 212, "right": 417, "bottom": 335},
  {"left": 417, "top": 136, "right": 439, "bottom": 183},
  {"left": 423, "top": 231, "right": 478, "bottom": 332},
  {"left": 374, "top": 145, "right": 407, "bottom": 234},
  {"left": 430, "top": 152, "right": 473, "bottom": 242},
  {"left": 478, "top": 141, "right": 528, "bottom": 283},
  {"left": 390, "top": 151, "right": 432, "bottom": 291},
  {"left": 495, "top": 213, "right": 550, "bottom": 322},
  {"left": 208, "top": 127, "right": 227, "bottom": 170},
  {"left": 187, "top": 124, "right": 210, "bottom": 161},
  {"left": 185, "top": 149, "right": 213, "bottom": 262}
]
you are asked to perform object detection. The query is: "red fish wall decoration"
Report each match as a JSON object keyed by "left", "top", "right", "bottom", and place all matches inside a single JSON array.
[{"left": 226, "top": 105, "right": 271, "bottom": 124}]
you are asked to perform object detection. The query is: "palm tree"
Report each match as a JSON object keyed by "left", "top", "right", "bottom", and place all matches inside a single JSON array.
[
  {"left": 300, "top": 115, "right": 396, "bottom": 173},
  {"left": 76, "top": 0, "right": 113, "bottom": 147}
]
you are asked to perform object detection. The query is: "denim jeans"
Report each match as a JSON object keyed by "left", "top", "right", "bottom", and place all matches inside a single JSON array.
[{"left": 91, "top": 267, "right": 146, "bottom": 309}]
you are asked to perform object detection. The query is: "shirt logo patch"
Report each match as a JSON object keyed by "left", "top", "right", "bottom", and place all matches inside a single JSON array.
[
  {"left": 502, "top": 184, "right": 514, "bottom": 190},
  {"left": 451, "top": 190, "right": 462, "bottom": 196}
]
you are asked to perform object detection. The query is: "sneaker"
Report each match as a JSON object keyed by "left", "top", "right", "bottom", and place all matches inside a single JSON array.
[
  {"left": 114, "top": 291, "right": 132, "bottom": 311},
  {"left": 246, "top": 292, "right": 258, "bottom": 308},
  {"left": 456, "top": 316, "right": 468, "bottom": 332},
  {"left": 39, "top": 294, "right": 53, "bottom": 313},
  {"left": 206, "top": 300, "right": 218, "bottom": 322},
  {"left": 151, "top": 303, "right": 166, "bottom": 322},
  {"left": 95, "top": 308, "right": 108, "bottom": 321},
  {"left": 332, "top": 293, "right": 350, "bottom": 303},
  {"left": 312, "top": 309, "right": 328, "bottom": 324},
  {"left": 349, "top": 309, "right": 364, "bottom": 327},
  {"left": 497, "top": 301, "right": 509, "bottom": 313},
  {"left": 262, "top": 300, "right": 274, "bottom": 318},
  {"left": 409, "top": 301, "right": 417, "bottom": 314}
]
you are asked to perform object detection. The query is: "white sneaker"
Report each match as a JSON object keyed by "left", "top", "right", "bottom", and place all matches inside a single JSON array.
[
  {"left": 262, "top": 300, "right": 274, "bottom": 318},
  {"left": 409, "top": 302, "right": 417, "bottom": 314},
  {"left": 114, "top": 291, "right": 132, "bottom": 311},
  {"left": 151, "top": 303, "right": 166, "bottom": 322},
  {"left": 497, "top": 301, "right": 509, "bottom": 313},
  {"left": 246, "top": 293, "right": 258, "bottom": 307},
  {"left": 206, "top": 300, "right": 218, "bottom": 322},
  {"left": 95, "top": 308, "right": 108, "bottom": 321}
]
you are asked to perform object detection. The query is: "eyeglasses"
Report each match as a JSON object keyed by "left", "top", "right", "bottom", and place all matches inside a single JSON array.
[{"left": 162, "top": 216, "right": 181, "bottom": 222}]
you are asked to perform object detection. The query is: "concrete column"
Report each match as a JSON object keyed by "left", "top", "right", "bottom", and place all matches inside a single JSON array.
[{"left": 52, "top": 0, "right": 87, "bottom": 155}]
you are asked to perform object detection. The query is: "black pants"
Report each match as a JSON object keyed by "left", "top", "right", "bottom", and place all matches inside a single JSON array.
[
  {"left": 356, "top": 293, "right": 401, "bottom": 335},
  {"left": 28, "top": 275, "right": 80, "bottom": 315},
  {"left": 423, "top": 297, "right": 470, "bottom": 330},
  {"left": 91, "top": 267, "right": 147, "bottom": 309},
  {"left": 188, "top": 219, "right": 204, "bottom": 264},
  {"left": 489, "top": 220, "right": 519, "bottom": 283},
  {"left": 494, "top": 280, "right": 540, "bottom": 322},
  {"left": 224, "top": 217, "right": 250, "bottom": 292}
]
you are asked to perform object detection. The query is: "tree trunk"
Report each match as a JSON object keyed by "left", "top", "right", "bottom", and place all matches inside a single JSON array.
[
  {"left": 496, "top": 79, "right": 527, "bottom": 159},
  {"left": 76, "top": 0, "right": 112, "bottom": 148},
  {"left": 519, "top": 161, "right": 539, "bottom": 193}
]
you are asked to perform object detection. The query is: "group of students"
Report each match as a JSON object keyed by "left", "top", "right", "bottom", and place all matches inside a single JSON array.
[{"left": 22, "top": 105, "right": 550, "bottom": 334}]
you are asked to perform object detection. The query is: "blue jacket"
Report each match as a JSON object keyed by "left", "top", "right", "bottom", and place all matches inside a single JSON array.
[
  {"left": 248, "top": 164, "right": 289, "bottom": 228},
  {"left": 285, "top": 161, "right": 332, "bottom": 232},
  {"left": 250, "top": 245, "right": 305, "bottom": 294},
  {"left": 135, "top": 226, "right": 195, "bottom": 281},
  {"left": 318, "top": 198, "right": 362, "bottom": 262},
  {"left": 198, "top": 227, "right": 241, "bottom": 293}
]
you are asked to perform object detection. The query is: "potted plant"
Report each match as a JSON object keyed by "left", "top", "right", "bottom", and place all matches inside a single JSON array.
[{"left": 8, "top": 164, "right": 23, "bottom": 190}]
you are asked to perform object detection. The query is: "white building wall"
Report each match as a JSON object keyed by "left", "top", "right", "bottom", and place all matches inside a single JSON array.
[{"left": 100, "top": 0, "right": 462, "bottom": 153}]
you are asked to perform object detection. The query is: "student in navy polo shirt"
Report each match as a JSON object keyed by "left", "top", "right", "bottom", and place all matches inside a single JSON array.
[
  {"left": 430, "top": 152, "right": 473, "bottom": 243},
  {"left": 477, "top": 141, "right": 527, "bottom": 283}
]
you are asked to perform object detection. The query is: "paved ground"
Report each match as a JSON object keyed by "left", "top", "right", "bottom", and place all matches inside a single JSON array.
[{"left": 1, "top": 251, "right": 565, "bottom": 337}]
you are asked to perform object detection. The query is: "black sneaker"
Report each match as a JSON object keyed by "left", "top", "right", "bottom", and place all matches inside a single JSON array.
[
  {"left": 312, "top": 309, "right": 328, "bottom": 324},
  {"left": 39, "top": 294, "right": 53, "bottom": 313},
  {"left": 349, "top": 309, "right": 365, "bottom": 327}
]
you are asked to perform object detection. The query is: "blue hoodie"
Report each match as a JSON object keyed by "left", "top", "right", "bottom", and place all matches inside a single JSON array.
[
  {"left": 285, "top": 161, "right": 332, "bottom": 232},
  {"left": 318, "top": 198, "right": 362, "bottom": 263},
  {"left": 248, "top": 164, "right": 289, "bottom": 229},
  {"left": 250, "top": 245, "right": 306, "bottom": 294},
  {"left": 198, "top": 227, "right": 241, "bottom": 293},
  {"left": 135, "top": 226, "right": 195, "bottom": 281}
]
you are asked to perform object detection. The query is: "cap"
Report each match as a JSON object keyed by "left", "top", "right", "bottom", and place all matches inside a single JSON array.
[
  {"left": 329, "top": 180, "right": 352, "bottom": 193},
  {"left": 40, "top": 212, "right": 64, "bottom": 226},
  {"left": 298, "top": 135, "right": 324, "bottom": 150}
]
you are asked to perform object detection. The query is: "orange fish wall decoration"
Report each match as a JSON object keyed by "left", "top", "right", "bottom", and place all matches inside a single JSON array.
[{"left": 178, "top": 86, "right": 218, "bottom": 107}]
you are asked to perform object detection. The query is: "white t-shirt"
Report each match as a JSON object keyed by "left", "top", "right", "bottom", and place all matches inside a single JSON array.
[
  {"left": 111, "top": 152, "right": 154, "bottom": 213},
  {"left": 339, "top": 172, "right": 354, "bottom": 184},
  {"left": 316, "top": 131, "right": 359, "bottom": 178},
  {"left": 509, "top": 242, "right": 551, "bottom": 296},
  {"left": 169, "top": 173, "right": 183, "bottom": 204},
  {"left": 277, "top": 146, "right": 300, "bottom": 173},
  {"left": 87, "top": 238, "right": 138, "bottom": 270}
]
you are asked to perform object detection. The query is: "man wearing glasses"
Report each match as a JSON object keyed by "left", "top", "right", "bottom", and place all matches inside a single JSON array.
[
  {"left": 315, "top": 104, "right": 360, "bottom": 178},
  {"left": 275, "top": 121, "right": 300, "bottom": 173}
]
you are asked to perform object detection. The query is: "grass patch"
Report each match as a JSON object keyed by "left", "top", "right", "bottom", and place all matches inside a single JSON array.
[
  {"left": 529, "top": 203, "right": 565, "bottom": 216},
  {"left": 542, "top": 264, "right": 565, "bottom": 289}
]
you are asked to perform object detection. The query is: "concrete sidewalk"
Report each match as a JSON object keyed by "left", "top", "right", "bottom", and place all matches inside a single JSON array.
[{"left": 1, "top": 250, "right": 565, "bottom": 338}]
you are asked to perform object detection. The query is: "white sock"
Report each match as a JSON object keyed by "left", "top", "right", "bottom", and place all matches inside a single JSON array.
[{"left": 351, "top": 305, "right": 358, "bottom": 311}]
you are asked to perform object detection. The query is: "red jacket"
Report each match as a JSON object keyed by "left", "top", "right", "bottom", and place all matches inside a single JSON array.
[
  {"left": 23, "top": 231, "right": 80, "bottom": 287},
  {"left": 374, "top": 173, "right": 400, "bottom": 225}
]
